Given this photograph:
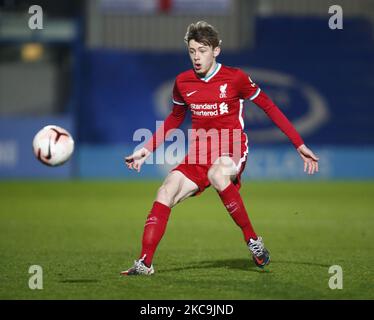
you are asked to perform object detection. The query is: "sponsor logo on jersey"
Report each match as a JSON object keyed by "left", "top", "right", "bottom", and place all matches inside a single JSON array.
[
  {"left": 219, "top": 102, "right": 228, "bottom": 115},
  {"left": 186, "top": 102, "right": 230, "bottom": 117},
  {"left": 190, "top": 103, "right": 218, "bottom": 116}
]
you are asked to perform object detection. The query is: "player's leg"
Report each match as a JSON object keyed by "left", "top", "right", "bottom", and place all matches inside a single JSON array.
[
  {"left": 121, "top": 171, "right": 198, "bottom": 275},
  {"left": 207, "top": 156, "right": 270, "bottom": 268},
  {"left": 136, "top": 170, "right": 198, "bottom": 268},
  {"left": 207, "top": 156, "right": 257, "bottom": 241},
  {"left": 155, "top": 170, "right": 199, "bottom": 208}
]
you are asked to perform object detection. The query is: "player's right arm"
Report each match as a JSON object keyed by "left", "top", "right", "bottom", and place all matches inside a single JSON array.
[{"left": 125, "top": 80, "right": 187, "bottom": 172}]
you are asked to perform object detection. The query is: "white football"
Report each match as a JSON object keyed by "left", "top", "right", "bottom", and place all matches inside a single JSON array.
[{"left": 33, "top": 125, "right": 74, "bottom": 166}]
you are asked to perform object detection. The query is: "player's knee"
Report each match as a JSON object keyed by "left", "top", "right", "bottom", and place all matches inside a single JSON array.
[
  {"left": 208, "top": 166, "right": 230, "bottom": 191},
  {"left": 156, "top": 184, "right": 176, "bottom": 207}
]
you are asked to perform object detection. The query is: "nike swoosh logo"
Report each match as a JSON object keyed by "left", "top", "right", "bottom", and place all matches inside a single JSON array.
[
  {"left": 186, "top": 90, "right": 198, "bottom": 97},
  {"left": 254, "top": 256, "right": 264, "bottom": 265},
  {"left": 37, "top": 137, "right": 52, "bottom": 166},
  {"left": 45, "top": 137, "right": 52, "bottom": 160}
]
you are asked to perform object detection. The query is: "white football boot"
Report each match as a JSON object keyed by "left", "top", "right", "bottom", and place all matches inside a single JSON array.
[
  {"left": 120, "top": 255, "right": 155, "bottom": 276},
  {"left": 247, "top": 236, "right": 271, "bottom": 268}
]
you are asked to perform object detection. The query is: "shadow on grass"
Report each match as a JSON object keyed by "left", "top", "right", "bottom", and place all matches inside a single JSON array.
[
  {"left": 273, "top": 260, "right": 331, "bottom": 268},
  {"left": 160, "top": 258, "right": 330, "bottom": 274},
  {"left": 59, "top": 279, "right": 99, "bottom": 283},
  {"left": 161, "top": 258, "right": 266, "bottom": 274}
]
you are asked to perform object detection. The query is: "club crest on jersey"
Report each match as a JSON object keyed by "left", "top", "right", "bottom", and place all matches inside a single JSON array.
[{"left": 219, "top": 83, "right": 227, "bottom": 98}]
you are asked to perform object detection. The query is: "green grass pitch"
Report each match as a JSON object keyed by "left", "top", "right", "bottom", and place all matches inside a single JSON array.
[{"left": 0, "top": 180, "right": 373, "bottom": 299}]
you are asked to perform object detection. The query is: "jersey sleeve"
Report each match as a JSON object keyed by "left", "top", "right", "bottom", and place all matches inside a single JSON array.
[
  {"left": 235, "top": 69, "right": 261, "bottom": 101},
  {"left": 172, "top": 79, "right": 187, "bottom": 106},
  {"left": 252, "top": 91, "right": 304, "bottom": 149},
  {"left": 144, "top": 105, "right": 187, "bottom": 152},
  {"left": 144, "top": 79, "right": 187, "bottom": 153}
]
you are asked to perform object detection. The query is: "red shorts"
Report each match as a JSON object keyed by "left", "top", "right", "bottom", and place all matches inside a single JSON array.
[{"left": 171, "top": 144, "right": 248, "bottom": 196}]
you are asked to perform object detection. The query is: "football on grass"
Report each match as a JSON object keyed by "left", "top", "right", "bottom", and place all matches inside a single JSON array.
[{"left": 33, "top": 125, "right": 74, "bottom": 166}]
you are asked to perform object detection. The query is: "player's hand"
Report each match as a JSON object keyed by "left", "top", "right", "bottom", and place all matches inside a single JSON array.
[
  {"left": 297, "top": 144, "right": 319, "bottom": 175},
  {"left": 125, "top": 147, "right": 151, "bottom": 172}
]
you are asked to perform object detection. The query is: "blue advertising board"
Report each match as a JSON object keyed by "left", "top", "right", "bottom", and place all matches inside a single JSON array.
[{"left": 77, "top": 144, "right": 374, "bottom": 180}]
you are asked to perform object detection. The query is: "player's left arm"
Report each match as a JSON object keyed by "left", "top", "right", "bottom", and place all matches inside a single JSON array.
[
  {"left": 235, "top": 69, "right": 319, "bottom": 175},
  {"left": 252, "top": 90, "right": 319, "bottom": 175}
]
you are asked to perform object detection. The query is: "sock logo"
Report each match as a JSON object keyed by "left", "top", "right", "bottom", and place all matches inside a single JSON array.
[
  {"left": 226, "top": 201, "right": 238, "bottom": 214},
  {"left": 145, "top": 216, "right": 158, "bottom": 226}
]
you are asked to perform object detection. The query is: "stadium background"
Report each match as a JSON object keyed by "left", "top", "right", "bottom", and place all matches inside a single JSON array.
[
  {"left": 0, "top": 0, "right": 373, "bottom": 300},
  {"left": 1, "top": 0, "right": 374, "bottom": 179}
]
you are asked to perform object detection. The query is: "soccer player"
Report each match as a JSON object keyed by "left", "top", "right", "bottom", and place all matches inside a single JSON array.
[{"left": 121, "top": 21, "right": 319, "bottom": 275}]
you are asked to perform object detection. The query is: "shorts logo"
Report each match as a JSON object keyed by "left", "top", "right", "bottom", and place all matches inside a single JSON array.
[
  {"left": 219, "top": 83, "right": 227, "bottom": 98},
  {"left": 219, "top": 102, "right": 228, "bottom": 115}
]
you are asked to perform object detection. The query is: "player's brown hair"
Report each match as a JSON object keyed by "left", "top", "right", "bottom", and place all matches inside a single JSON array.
[{"left": 184, "top": 21, "right": 222, "bottom": 48}]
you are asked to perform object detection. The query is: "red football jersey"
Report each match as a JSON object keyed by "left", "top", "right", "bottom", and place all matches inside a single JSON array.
[
  {"left": 145, "top": 63, "right": 303, "bottom": 164},
  {"left": 173, "top": 63, "right": 259, "bottom": 131},
  {"left": 173, "top": 64, "right": 259, "bottom": 163}
]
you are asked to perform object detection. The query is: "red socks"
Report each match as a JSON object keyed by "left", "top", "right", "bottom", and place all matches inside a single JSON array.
[
  {"left": 139, "top": 201, "right": 171, "bottom": 266},
  {"left": 138, "top": 185, "right": 256, "bottom": 266},
  {"left": 218, "top": 182, "right": 257, "bottom": 242}
]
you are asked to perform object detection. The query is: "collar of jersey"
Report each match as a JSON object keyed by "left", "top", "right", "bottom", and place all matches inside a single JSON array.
[{"left": 200, "top": 63, "right": 222, "bottom": 82}]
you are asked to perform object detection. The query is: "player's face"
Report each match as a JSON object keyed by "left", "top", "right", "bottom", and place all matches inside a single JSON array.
[{"left": 188, "top": 39, "right": 220, "bottom": 77}]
